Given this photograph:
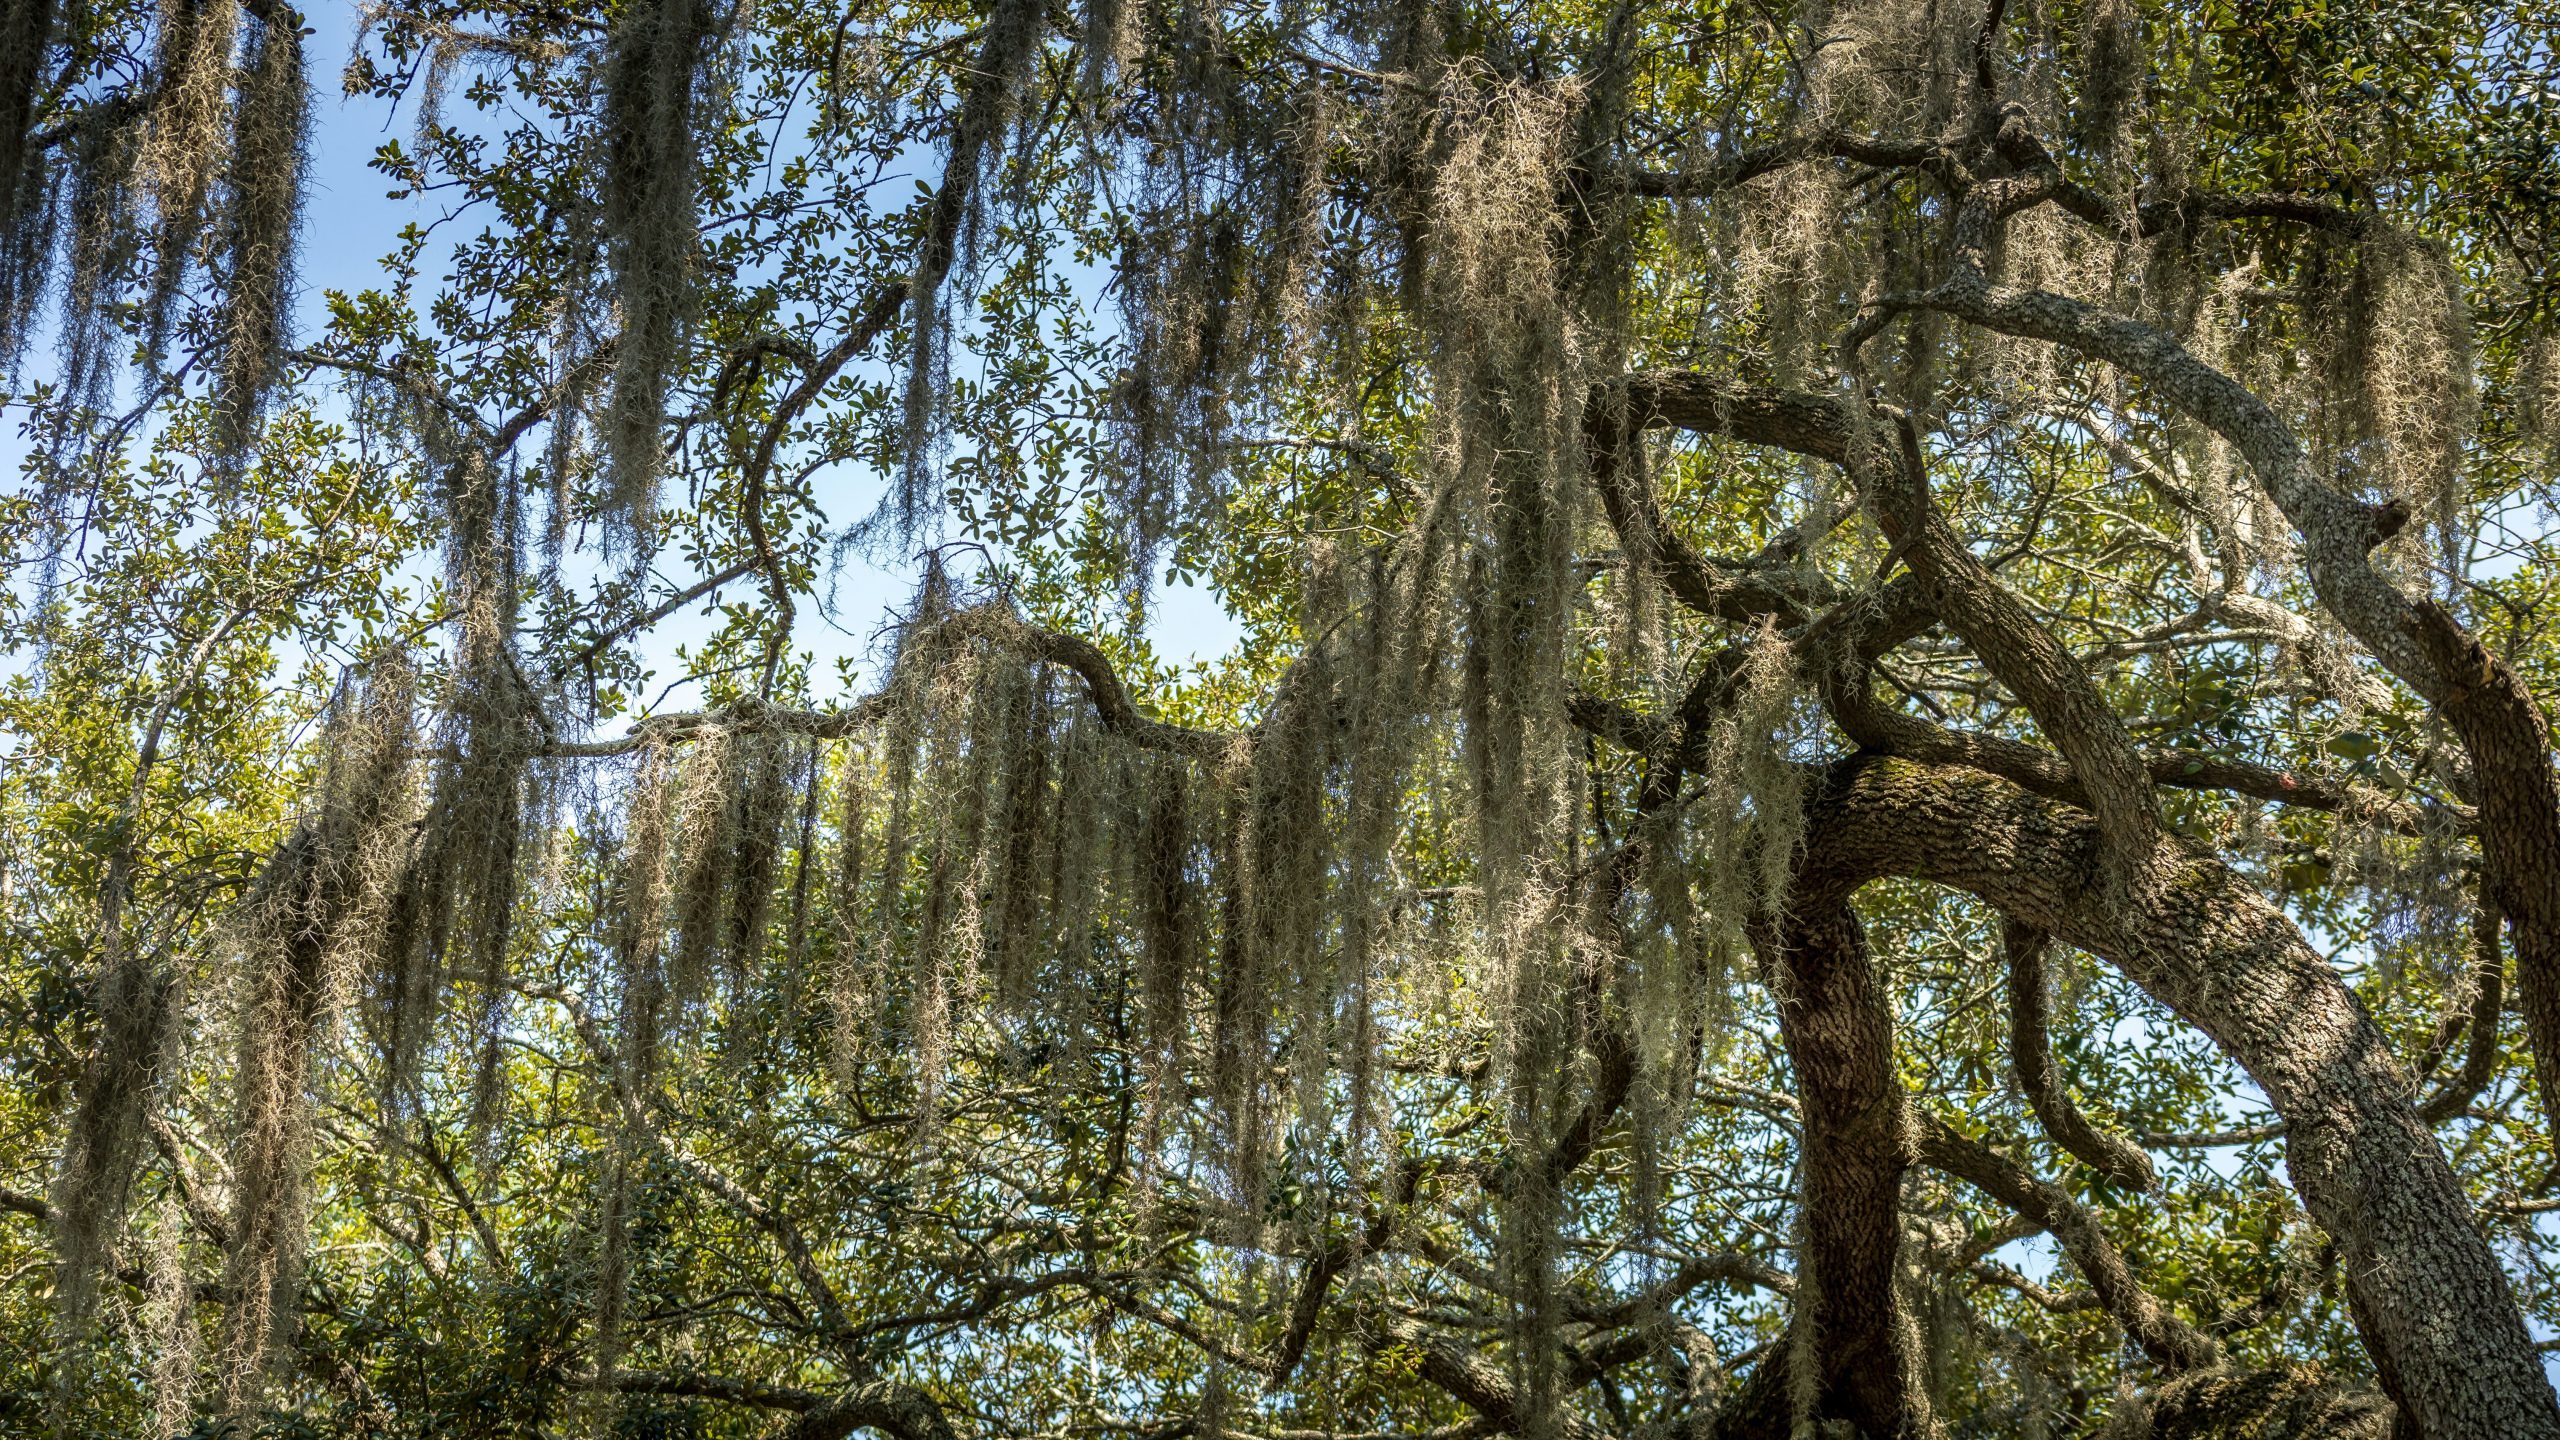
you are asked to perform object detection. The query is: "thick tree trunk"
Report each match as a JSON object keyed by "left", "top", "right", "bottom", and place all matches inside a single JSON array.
[
  {"left": 1797, "top": 756, "right": 2558, "bottom": 1440},
  {"left": 1760, "top": 901, "right": 1927, "bottom": 1438}
]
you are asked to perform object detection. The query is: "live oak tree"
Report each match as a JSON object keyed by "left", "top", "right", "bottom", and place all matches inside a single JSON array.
[{"left": 4, "top": 0, "right": 2560, "bottom": 1437}]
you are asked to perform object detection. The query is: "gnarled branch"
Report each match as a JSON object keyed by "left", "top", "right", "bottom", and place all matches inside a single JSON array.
[{"left": 2002, "top": 922, "right": 2156, "bottom": 1191}]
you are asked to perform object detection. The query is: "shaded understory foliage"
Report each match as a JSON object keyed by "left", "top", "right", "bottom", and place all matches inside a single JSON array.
[{"left": 6, "top": 1, "right": 2560, "bottom": 1438}]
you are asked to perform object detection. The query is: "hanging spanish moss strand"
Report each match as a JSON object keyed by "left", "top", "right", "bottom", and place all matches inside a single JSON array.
[
  {"left": 1106, "top": 154, "right": 1231, "bottom": 581},
  {"left": 1216, "top": 647, "right": 1339, "bottom": 1209},
  {"left": 1339, "top": 504, "right": 1461, "bottom": 1170},
  {"left": 824, "top": 740, "right": 875, "bottom": 1088},
  {"left": 1262, "top": 645, "right": 1341, "bottom": 1173},
  {"left": 667, "top": 726, "right": 740, "bottom": 1012},
  {"left": 587, "top": 749, "right": 673, "bottom": 1434},
  {"left": 1042, "top": 706, "right": 1118, "bottom": 1100},
  {"left": 891, "top": 0, "right": 1042, "bottom": 536},
  {"left": 717, "top": 731, "right": 798, "bottom": 1059},
  {"left": 2074, "top": 0, "right": 2141, "bottom": 152},
  {"left": 374, "top": 433, "right": 534, "bottom": 1107},
  {"left": 383, "top": 694, "right": 526, "bottom": 1110},
  {"left": 982, "top": 667, "right": 1050, "bottom": 1012},
  {"left": 1098, "top": 22, "right": 1338, "bottom": 590},
  {"left": 1134, "top": 756, "right": 1195, "bottom": 1182},
  {"left": 775, "top": 738, "right": 826, "bottom": 1023},
  {"left": 217, "top": 656, "right": 419, "bottom": 1413},
  {"left": 1206, "top": 777, "right": 1266, "bottom": 1220},
  {"left": 0, "top": 148, "right": 53, "bottom": 371},
  {"left": 208, "top": 1, "right": 308, "bottom": 461},
  {"left": 1699, "top": 619, "right": 1810, "bottom": 970},
  {"left": 867, "top": 694, "right": 921, "bottom": 1039},
  {"left": 541, "top": 230, "right": 603, "bottom": 569},
  {"left": 142, "top": 1190, "right": 200, "bottom": 1438},
  {"left": 51, "top": 965, "right": 166, "bottom": 1341},
  {"left": 1411, "top": 80, "right": 1612, "bottom": 1423},
  {"left": 466, "top": 764, "right": 555, "bottom": 1148},
  {"left": 1427, "top": 75, "right": 1587, "bottom": 1087},
  {"left": 52, "top": 578, "right": 224, "bottom": 1336},
  {"left": 909, "top": 808, "right": 961, "bottom": 1136},
  {"left": 1631, "top": 777, "right": 1711, "bottom": 1113},
  {"left": 1039, "top": 742, "right": 1121, "bottom": 1100},
  {"left": 597, "top": 0, "right": 714, "bottom": 552},
  {"left": 615, "top": 741, "right": 677, "bottom": 1086},
  {"left": 855, "top": 582, "right": 958, "bottom": 1109},
  {"left": 139, "top": 0, "right": 237, "bottom": 364},
  {"left": 2345, "top": 227, "right": 2477, "bottom": 549},
  {"left": 50, "top": 118, "right": 141, "bottom": 420},
  {"left": 1074, "top": 0, "right": 1134, "bottom": 104},
  {"left": 0, "top": 0, "right": 58, "bottom": 359},
  {"left": 582, "top": 1138, "right": 635, "bottom": 1435},
  {"left": 904, "top": 630, "right": 1022, "bottom": 1136}
]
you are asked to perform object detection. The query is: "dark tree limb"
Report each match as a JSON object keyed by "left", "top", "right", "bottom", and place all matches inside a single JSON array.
[
  {"left": 1826, "top": 670, "right": 2460, "bottom": 836},
  {"left": 1618, "top": 131, "right": 1940, "bottom": 199},
  {"left": 1264, "top": 1159, "right": 1421, "bottom": 1390},
  {"left": 1602, "top": 368, "right": 2468, "bottom": 838},
  {"left": 1915, "top": 1115, "right": 2211, "bottom": 1371},
  {"left": 2127, "top": 1365, "right": 2395, "bottom": 1440},
  {"left": 562, "top": 556, "right": 762, "bottom": 673},
  {"left": 1854, "top": 403, "right": 2163, "bottom": 876},
  {"left": 1583, "top": 389, "right": 1829, "bottom": 628},
  {"left": 514, "top": 981, "right": 862, "bottom": 1352},
  {"left": 766, "top": 1386, "right": 958, "bottom": 1440},
  {"left": 758, "top": 1379, "right": 959, "bottom": 1440},
  {"left": 2418, "top": 905, "right": 2507, "bottom": 1124},
  {"left": 2002, "top": 922, "right": 2156, "bottom": 1191},
  {"left": 537, "top": 611, "right": 1236, "bottom": 761},
  {"left": 1355, "top": 1309, "right": 1615, "bottom": 1440}
]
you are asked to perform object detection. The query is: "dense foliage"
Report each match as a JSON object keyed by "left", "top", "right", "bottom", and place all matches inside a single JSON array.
[{"left": 5, "top": 0, "right": 2560, "bottom": 1436}]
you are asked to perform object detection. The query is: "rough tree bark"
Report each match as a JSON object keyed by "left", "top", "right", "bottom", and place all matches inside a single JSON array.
[
  {"left": 1798, "top": 756, "right": 2558, "bottom": 1440},
  {"left": 1893, "top": 114, "right": 2560, "bottom": 1169},
  {"left": 1758, "top": 902, "right": 1927, "bottom": 1438}
]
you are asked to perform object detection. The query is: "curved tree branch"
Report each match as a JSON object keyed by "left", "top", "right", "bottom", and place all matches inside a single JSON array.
[
  {"left": 537, "top": 612, "right": 1235, "bottom": 761},
  {"left": 1857, "top": 406, "right": 2163, "bottom": 872},
  {"left": 1603, "top": 369, "right": 2467, "bottom": 836},
  {"left": 2002, "top": 922, "right": 2156, "bottom": 1191},
  {"left": 1798, "top": 755, "right": 2557, "bottom": 1438},
  {"left": 2418, "top": 905, "right": 2507, "bottom": 1125},
  {"left": 1915, "top": 1114, "right": 2210, "bottom": 1371}
]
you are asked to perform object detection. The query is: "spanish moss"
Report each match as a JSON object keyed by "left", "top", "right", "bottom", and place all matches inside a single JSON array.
[
  {"left": 597, "top": 0, "right": 715, "bottom": 553},
  {"left": 208, "top": 3, "right": 308, "bottom": 460}
]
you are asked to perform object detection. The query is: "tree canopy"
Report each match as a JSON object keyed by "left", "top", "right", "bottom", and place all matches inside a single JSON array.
[{"left": 5, "top": 0, "right": 2560, "bottom": 1436}]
